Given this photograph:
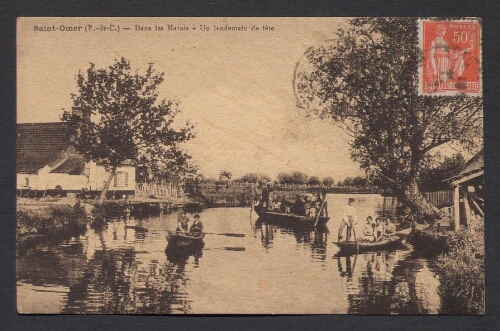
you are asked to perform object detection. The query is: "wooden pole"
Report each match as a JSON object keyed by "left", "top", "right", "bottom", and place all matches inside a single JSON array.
[
  {"left": 351, "top": 224, "right": 359, "bottom": 252},
  {"left": 453, "top": 186, "right": 460, "bottom": 231},
  {"left": 314, "top": 193, "right": 327, "bottom": 227},
  {"left": 463, "top": 191, "right": 472, "bottom": 228}
]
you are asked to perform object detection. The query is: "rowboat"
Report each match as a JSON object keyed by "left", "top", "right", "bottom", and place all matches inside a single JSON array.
[
  {"left": 253, "top": 205, "right": 330, "bottom": 227},
  {"left": 332, "top": 227, "right": 413, "bottom": 253},
  {"left": 166, "top": 231, "right": 205, "bottom": 248},
  {"left": 165, "top": 232, "right": 204, "bottom": 263}
]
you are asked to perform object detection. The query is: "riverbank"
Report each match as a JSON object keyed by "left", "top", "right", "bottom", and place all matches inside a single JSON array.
[
  {"left": 409, "top": 216, "right": 484, "bottom": 314},
  {"left": 16, "top": 195, "right": 184, "bottom": 239},
  {"left": 17, "top": 199, "right": 89, "bottom": 246}
]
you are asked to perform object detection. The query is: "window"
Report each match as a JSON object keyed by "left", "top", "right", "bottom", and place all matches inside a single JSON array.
[{"left": 114, "top": 171, "right": 127, "bottom": 187}]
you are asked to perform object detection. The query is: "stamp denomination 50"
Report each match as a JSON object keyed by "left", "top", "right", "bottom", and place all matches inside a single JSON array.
[{"left": 418, "top": 19, "right": 481, "bottom": 96}]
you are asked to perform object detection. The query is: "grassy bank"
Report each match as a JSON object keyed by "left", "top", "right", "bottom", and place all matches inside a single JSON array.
[
  {"left": 410, "top": 218, "right": 485, "bottom": 314},
  {"left": 17, "top": 200, "right": 90, "bottom": 241}
]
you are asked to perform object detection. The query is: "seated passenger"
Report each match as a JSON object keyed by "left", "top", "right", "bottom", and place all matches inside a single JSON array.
[
  {"left": 363, "top": 216, "right": 374, "bottom": 237},
  {"left": 373, "top": 217, "right": 385, "bottom": 242},
  {"left": 309, "top": 206, "right": 317, "bottom": 218},
  {"left": 189, "top": 214, "right": 204, "bottom": 234},
  {"left": 384, "top": 217, "right": 396, "bottom": 235},
  {"left": 176, "top": 211, "right": 190, "bottom": 234},
  {"left": 304, "top": 199, "right": 311, "bottom": 216}
]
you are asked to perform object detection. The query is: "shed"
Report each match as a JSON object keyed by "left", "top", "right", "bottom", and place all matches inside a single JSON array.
[{"left": 448, "top": 149, "right": 484, "bottom": 230}]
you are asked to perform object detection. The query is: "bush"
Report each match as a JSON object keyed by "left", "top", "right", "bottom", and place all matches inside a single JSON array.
[
  {"left": 17, "top": 204, "right": 89, "bottom": 237},
  {"left": 435, "top": 219, "right": 484, "bottom": 314}
]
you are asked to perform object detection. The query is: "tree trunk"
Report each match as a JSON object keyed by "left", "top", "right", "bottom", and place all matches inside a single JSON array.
[
  {"left": 98, "top": 166, "right": 117, "bottom": 205},
  {"left": 402, "top": 178, "right": 441, "bottom": 221}
]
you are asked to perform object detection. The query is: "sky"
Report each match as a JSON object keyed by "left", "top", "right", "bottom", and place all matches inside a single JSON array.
[{"left": 17, "top": 17, "right": 363, "bottom": 180}]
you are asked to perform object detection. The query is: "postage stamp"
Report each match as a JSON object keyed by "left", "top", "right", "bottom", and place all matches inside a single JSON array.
[{"left": 418, "top": 18, "right": 482, "bottom": 96}]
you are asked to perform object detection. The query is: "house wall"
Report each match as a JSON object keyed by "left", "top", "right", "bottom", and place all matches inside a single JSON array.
[
  {"left": 17, "top": 162, "right": 135, "bottom": 193},
  {"left": 88, "top": 162, "right": 135, "bottom": 191},
  {"left": 17, "top": 165, "right": 86, "bottom": 191},
  {"left": 16, "top": 173, "right": 40, "bottom": 190}
]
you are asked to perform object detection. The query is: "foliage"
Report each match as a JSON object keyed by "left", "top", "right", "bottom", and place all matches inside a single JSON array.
[
  {"left": 435, "top": 219, "right": 484, "bottom": 314},
  {"left": 295, "top": 18, "right": 483, "bottom": 217},
  {"left": 419, "top": 153, "right": 466, "bottom": 191},
  {"left": 69, "top": 57, "right": 195, "bottom": 202},
  {"left": 307, "top": 176, "right": 321, "bottom": 186},
  {"left": 277, "top": 171, "right": 309, "bottom": 185},
  {"left": 322, "top": 176, "right": 335, "bottom": 187},
  {"left": 17, "top": 204, "right": 88, "bottom": 236},
  {"left": 338, "top": 175, "right": 368, "bottom": 187},
  {"left": 237, "top": 172, "right": 272, "bottom": 185},
  {"left": 218, "top": 170, "right": 233, "bottom": 181},
  {"left": 91, "top": 204, "right": 107, "bottom": 222}
]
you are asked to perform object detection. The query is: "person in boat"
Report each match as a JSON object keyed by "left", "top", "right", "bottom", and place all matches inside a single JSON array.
[
  {"left": 280, "top": 197, "right": 288, "bottom": 213},
  {"left": 176, "top": 211, "right": 190, "bottom": 234},
  {"left": 273, "top": 198, "right": 281, "bottom": 212},
  {"left": 384, "top": 217, "right": 396, "bottom": 236},
  {"left": 309, "top": 203, "right": 317, "bottom": 218},
  {"left": 363, "top": 216, "right": 375, "bottom": 238},
  {"left": 292, "top": 195, "right": 306, "bottom": 215},
  {"left": 338, "top": 198, "right": 356, "bottom": 242},
  {"left": 190, "top": 214, "right": 204, "bottom": 235},
  {"left": 304, "top": 198, "right": 311, "bottom": 216},
  {"left": 261, "top": 183, "right": 273, "bottom": 211},
  {"left": 373, "top": 217, "right": 386, "bottom": 242},
  {"left": 282, "top": 197, "right": 291, "bottom": 214},
  {"left": 398, "top": 205, "right": 416, "bottom": 230}
]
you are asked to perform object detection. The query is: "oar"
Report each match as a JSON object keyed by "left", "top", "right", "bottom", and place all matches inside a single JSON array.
[
  {"left": 351, "top": 223, "right": 359, "bottom": 253},
  {"left": 203, "top": 232, "right": 245, "bottom": 237},
  {"left": 203, "top": 247, "right": 246, "bottom": 251}
]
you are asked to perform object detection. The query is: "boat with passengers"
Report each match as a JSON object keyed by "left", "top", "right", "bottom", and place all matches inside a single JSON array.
[{"left": 253, "top": 186, "right": 329, "bottom": 227}]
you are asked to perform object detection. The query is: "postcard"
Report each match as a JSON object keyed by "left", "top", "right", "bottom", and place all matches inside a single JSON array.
[{"left": 17, "top": 17, "right": 483, "bottom": 314}]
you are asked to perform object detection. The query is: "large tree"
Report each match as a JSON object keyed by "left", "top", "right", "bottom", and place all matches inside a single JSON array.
[
  {"left": 295, "top": 18, "right": 482, "bottom": 219},
  {"left": 70, "top": 58, "right": 195, "bottom": 204}
]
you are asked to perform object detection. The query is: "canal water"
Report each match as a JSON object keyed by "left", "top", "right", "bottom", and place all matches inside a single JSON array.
[{"left": 17, "top": 194, "right": 442, "bottom": 314}]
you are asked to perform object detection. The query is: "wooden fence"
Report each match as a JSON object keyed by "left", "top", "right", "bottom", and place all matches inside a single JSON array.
[
  {"left": 135, "top": 181, "right": 185, "bottom": 199},
  {"left": 424, "top": 189, "right": 454, "bottom": 208}
]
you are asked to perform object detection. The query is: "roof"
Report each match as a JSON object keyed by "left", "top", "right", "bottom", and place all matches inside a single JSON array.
[
  {"left": 17, "top": 122, "right": 72, "bottom": 173},
  {"left": 50, "top": 156, "right": 85, "bottom": 175},
  {"left": 449, "top": 149, "right": 484, "bottom": 185},
  {"left": 459, "top": 149, "right": 483, "bottom": 176}
]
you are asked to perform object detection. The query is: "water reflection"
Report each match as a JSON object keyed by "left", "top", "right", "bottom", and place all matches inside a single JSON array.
[
  {"left": 255, "top": 219, "right": 330, "bottom": 263},
  {"left": 337, "top": 253, "right": 357, "bottom": 279},
  {"left": 333, "top": 250, "right": 440, "bottom": 314},
  {"left": 17, "top": 195, "right": 444, "bottom": 314}
]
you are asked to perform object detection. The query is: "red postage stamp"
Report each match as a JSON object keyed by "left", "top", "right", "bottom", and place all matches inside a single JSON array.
[{"left": 418, "top": 19, "right": 481, "bottom": 96}]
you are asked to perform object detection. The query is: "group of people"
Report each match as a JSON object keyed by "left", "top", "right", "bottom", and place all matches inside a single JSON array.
[
  {"left": 176, "top": 211, "right": 204, "bottom": 235},
  {"left": 260, "top": 184, "right": 326, "bottom": 218},
  {"left": 362, "top": 215, "right": 396, "bottom": 242},
  {"left": 269, "top": 195, "right": 324, "bottom": 217},
  {"left": 337, "top": 197, "right": 397, "bottom": 243}
]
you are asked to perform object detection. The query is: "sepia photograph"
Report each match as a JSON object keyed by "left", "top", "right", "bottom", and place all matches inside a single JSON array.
[{"left": 16, "top": 17, "right": 484, "bottom": 315}]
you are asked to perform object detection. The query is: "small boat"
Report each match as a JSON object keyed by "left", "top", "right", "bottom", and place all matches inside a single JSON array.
[
  {"left": 332, "top": 227, "right": 413, "bottom": 253},
  {"left": 166, "top": 231, "right": 205, "bottom": 248},
  {"left": 253, "top": 205, "right": 330, "bottom": 227}
]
